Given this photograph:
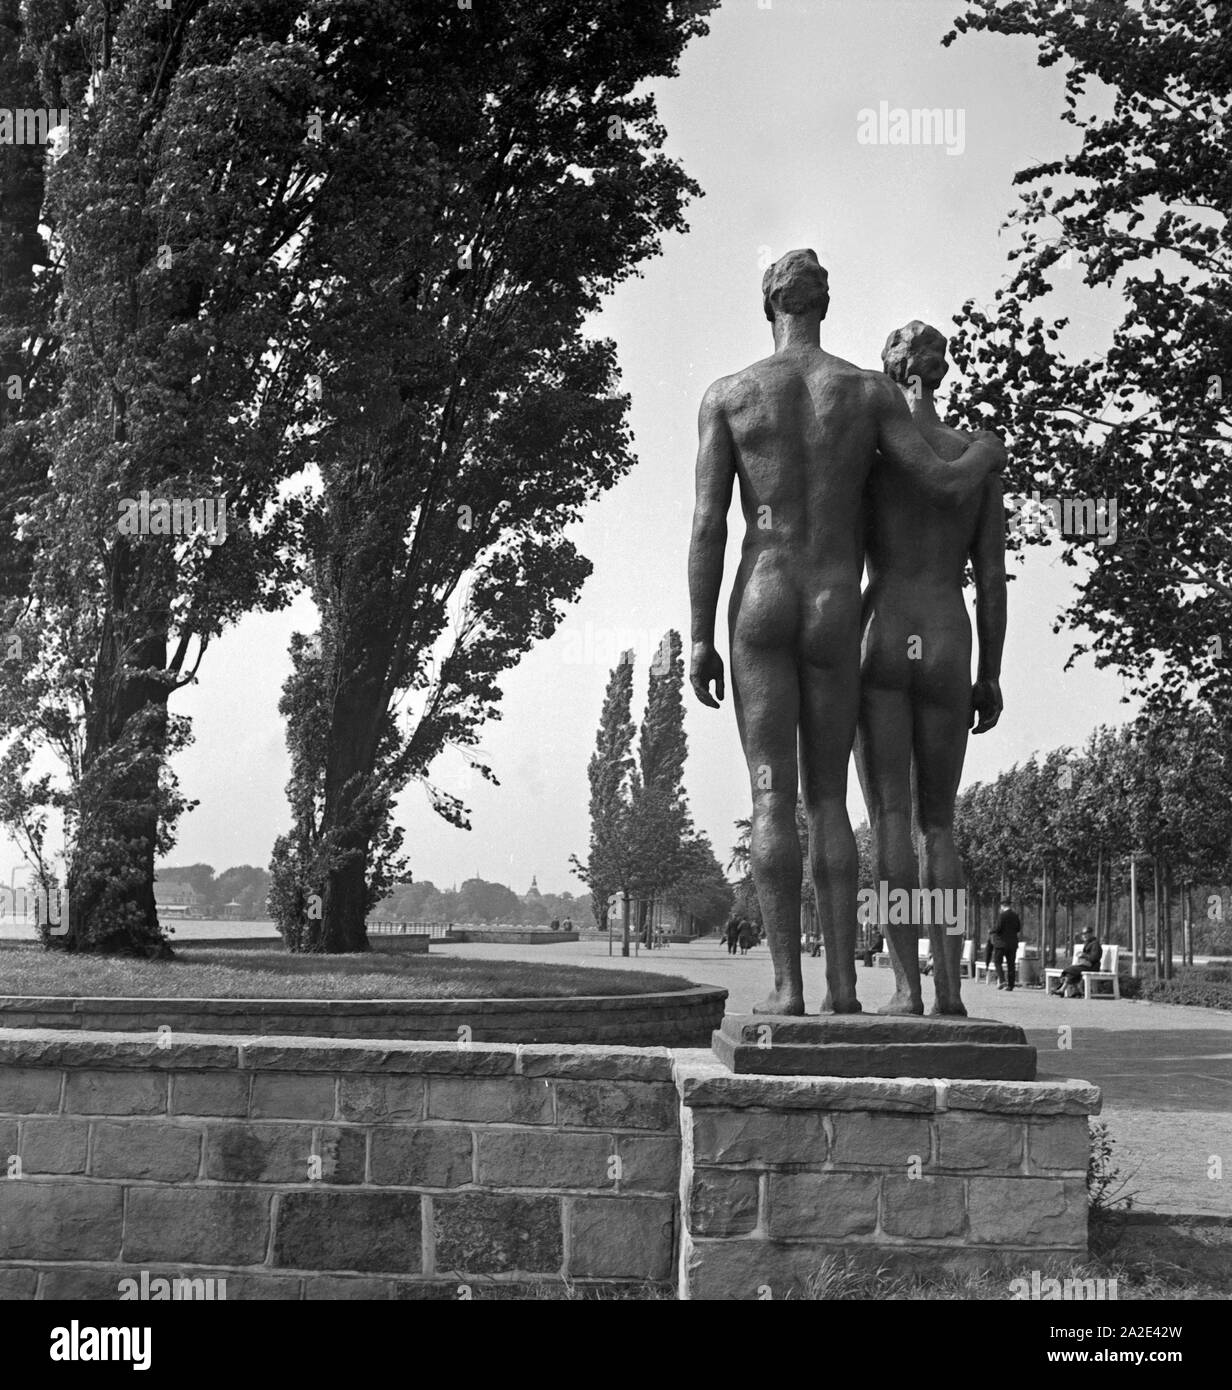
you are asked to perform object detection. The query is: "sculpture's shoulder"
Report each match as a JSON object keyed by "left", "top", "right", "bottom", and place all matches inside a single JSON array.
[
  {"left": 698, "top": 360, "right": 776, "bottom": 423},
  {"left": 698, "top": 369, "right": 743, "bottom": 416},
  {"left": 855, "top": 364, "right": 901, "bottom": 411}
]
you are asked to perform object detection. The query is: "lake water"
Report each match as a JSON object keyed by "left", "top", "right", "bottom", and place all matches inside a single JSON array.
[{"left": 0, "top": 917, "right": 281, "bottom": 942}]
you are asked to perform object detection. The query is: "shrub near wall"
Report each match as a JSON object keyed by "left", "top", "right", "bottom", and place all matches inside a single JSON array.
[
  {"left": 0, "top": 1032, "right": 679, "bottom": 1299},
  {"left": 1140, "top": 966, "right": 1232, "bottom": 1011}
]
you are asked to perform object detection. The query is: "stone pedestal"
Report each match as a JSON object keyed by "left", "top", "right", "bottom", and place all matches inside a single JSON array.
[
  {"left": 675, "top": 1058, "right": 1101, "bottom": 1300},
  {"left": 712, "top": 1013, "right": 1037, "bottom": 1079}
]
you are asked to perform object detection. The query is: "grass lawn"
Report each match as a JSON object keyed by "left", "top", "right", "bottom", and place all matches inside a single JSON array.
[{"left": 0, "top": 938, "right": 695, "bottom": 1000}]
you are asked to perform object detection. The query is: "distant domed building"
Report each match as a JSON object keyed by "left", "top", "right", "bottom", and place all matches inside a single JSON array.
[{"left": 520, "top": 874, "right": 548, "bottom": 925}]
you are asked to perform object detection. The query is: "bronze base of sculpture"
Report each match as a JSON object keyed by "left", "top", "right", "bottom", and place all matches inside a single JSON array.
[{"left": 711, "top": 1013, "right": 1036, "bottom": 1079}]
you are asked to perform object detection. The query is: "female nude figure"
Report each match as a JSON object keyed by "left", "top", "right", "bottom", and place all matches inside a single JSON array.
[{"left": 856, "top": 321, "right": 1006, "bottom": 1015}]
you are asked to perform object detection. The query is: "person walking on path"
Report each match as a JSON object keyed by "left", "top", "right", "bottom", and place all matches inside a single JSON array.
[
  {"left": 991, "top": 898, "right": 1021, "bottom": 991},
  {"left": 1054, "top": 926, "right": 1103, "bottom": 997},
  {"left": 725, "top": 918, "right": 741, "bottom": 955},
  {"left": 738, "top": 919, "right": 756, "bottom": 955}
]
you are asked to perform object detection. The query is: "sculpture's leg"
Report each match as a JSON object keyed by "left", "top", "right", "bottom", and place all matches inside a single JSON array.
[
  {"left": 801, "top": 648, "right": 862, "bottom": 1014},
  {"left": 731, "top": 641, "right": 805, "bottom": 1016},
  {"left": 915, "top": 657, "right": 972, "bottom": 1017},
  {"left": 856, "top": 688, "right": 922, "bottom": 1015}
]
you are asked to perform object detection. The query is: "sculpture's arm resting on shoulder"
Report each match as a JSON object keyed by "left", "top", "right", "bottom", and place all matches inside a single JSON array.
[
  {"left": 971, "top": 474, "right": 1007, "bottom": 733},
  {"left": 873, "top": 376, "right": 1006, "bottom": 507},
  {"left": 688, "top": 382, "right": 735, "bottom": 708}
]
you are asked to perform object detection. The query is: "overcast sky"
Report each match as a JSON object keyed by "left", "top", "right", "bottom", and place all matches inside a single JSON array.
[{"left": 140, "top": 0, "right": 1134, "bottom": 895}]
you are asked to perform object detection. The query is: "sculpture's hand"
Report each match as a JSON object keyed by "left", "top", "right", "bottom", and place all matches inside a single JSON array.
[
  {"left": 970, "top": 429, "right": 1007, "bottom": 474},
  {"left": 971, "top": 677, "right": 1002, "bottom": 734},
  {"left": 690, "top": 641, "right": 725, "bottom": 708}
]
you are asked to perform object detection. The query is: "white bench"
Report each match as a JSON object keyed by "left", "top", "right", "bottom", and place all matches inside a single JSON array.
[
  {"left": 872, "top": 939, "right": 971, "bottom": 974},
  {"left": 871, "top": 940, "right": 934, "bottom": 969},
  {"left": 1045, "top": 944, "right": 1120, "bottom": 999},
  {"left": 1044, "top": 945, "right": 1082, "bottom": 995}
]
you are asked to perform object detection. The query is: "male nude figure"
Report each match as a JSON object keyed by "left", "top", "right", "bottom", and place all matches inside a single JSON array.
[
  {"left": 688, "top": 252, "right": 1006, "bottom": 1016},
  {"left": 855, "top": 321, "right": 1007, "bottom": 1016}
]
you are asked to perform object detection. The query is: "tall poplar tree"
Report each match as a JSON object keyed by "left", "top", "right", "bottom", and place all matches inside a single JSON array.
[
  {"left": 269, "top": 1, "right": 717, "bottom": 951},
  {"left": 572, "top": 650, "right": 636, "bottom": 940},
  {"left": 632, "top": 628, "right": 689, "bottom": 940},
  {"left": 0, "top": 0, "right": 334, "bottom": 953}
]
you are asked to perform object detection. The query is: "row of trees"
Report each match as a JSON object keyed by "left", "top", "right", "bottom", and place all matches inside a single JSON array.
[
  {"left": 371, "top": 876, "right": 589, "bottom": 929},
  {"left": 722, "top": 708, "right": 1232, "bottom": 976},
  {"left": 952, "top": 708, "right": 1232, "bottom": 971},
  {"left": 0, "top": 0, "right": 718, "bottom": 955},
  {"left": 573, "top": 632, "right": 732, "bottom": 952}
]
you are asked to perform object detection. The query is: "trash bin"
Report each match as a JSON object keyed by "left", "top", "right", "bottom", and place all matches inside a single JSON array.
[{"left": 1017, "top": 945, "right": 1042, "bottom": 987}]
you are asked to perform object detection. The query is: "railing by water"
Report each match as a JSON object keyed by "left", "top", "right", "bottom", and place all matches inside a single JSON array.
[{"left": 367, "top": 920, "right": 453, "bottom": 938}]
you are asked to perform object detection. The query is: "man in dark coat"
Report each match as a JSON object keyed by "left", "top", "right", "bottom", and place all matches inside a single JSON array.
[
  {"left": 990, "top": 898, "right": 1021, "bottom": 992},
  {"left": 1054, "top": 926, "right": 1103, "bottom": 997}
]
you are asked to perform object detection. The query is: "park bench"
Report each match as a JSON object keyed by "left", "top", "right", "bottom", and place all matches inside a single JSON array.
[
  {"left": 872, "top": 938, "right": 973, "bottom": 975},
  {"left": 1044, "top": 944, "right": 1121, "bottom": 1000}
]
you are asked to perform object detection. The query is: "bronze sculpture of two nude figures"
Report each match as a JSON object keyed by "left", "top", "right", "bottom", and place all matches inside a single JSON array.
[{"left": 688, "top": 248, "right": 1007, "bottom": 1019}]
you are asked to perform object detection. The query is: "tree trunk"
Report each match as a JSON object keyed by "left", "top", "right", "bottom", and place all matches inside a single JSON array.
[
  {"left": 60, "top": 631, "right": 172, "bottom": 957},
  {"left": 1183, "top": 886, "right": 1193, "bottom": 967},
  {"left": 1046, "top": 871, "right": 1057, "bottom": 966},
  {"left": 313, "top": 642, "right": 397, "bottom": 953},
  {"left": 319, "top": 851, "right": 372, "bottom": 954},
  {"left": 1152, "top": 857, "right": 1162, "bottom": 981},
  {"left": 1093, "top": 847, "right": 1103, "bottom": 947},
  {"left": 1168, "top": 856, "right": 1179, "bottom": 978},
  {"left": 1039, "top": 864, "right": 1048, "bottom": 963}
]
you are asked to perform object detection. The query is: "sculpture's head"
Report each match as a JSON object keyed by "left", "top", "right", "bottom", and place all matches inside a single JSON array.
[
  {"left": 762, "top": 248, "right": 829, "bottom": 323},
  {"left": 882, "top": 320, "right": 949, "bottom": 391}
]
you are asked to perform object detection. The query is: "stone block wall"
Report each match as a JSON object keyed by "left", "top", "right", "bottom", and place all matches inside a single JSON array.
[
  {"left": 0, "top": 986, "right": 725, "bottom": 1046},
  {"left": 0, "top": 1032, "right": 1102, "bottom": 1300},
  {"left": 0, "top": 1031, "right": 679, "bottom": 1299},
  {"left": 676, "top": 1061, "right": 1101, "bottom": 1300}
]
